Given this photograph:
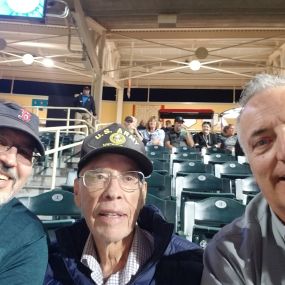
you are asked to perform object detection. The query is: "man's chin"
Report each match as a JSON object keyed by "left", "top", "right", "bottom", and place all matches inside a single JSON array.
[{"left": 0, "top": 191, "right": 15, "bottom": 206}]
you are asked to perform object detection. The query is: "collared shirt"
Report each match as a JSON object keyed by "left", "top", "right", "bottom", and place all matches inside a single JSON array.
[{"left": 81, "top": 226, "right": 154, "bottom": 285}]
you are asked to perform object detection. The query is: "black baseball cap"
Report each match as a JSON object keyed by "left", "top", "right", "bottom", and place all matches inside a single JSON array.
[
  {"left": 0, "top": 101, "right": 45, "bottom": 155},
  {"left": 78, "top": 123, "right": 153, "bottom": 176},
  {"left": 174, "top": 116, "right": 184, "bottom": 123},
  {"left": 83, "top": 86, "right": 90, "bottom": 90}
]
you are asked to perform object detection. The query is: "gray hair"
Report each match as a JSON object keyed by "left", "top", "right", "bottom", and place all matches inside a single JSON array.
[{"left": 237, "top": 73, "right": 285, "bottom": 153}]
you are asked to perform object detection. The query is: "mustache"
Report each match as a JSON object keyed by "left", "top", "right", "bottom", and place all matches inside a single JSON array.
[{"left": 0, "top": 162, "right": 17, "bottom": 182}]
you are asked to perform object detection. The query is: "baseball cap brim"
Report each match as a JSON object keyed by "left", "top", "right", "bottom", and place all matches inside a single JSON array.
[
  {"left": 1, "top": 118, "right": 45, "bottom": 155},
  {"left": 78, "top": 146, "right": 153, "bottom": 177}
]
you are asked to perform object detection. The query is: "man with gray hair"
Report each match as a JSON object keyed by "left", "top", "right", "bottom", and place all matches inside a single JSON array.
[
  {"left": 202, "top": 73, "right": 285, "bottom": 284},
  {"left": 0, "top": 101, "right": 48, "bottom": 284}
]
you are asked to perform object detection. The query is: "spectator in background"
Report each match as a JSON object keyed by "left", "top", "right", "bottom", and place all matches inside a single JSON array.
[
  {"left": 0, "top": 101, "right": 48, "bottom": 284},
  {"left": 74, "top": 86, "right": 96, "bottom": 133},
  {"left": 123, "top": 115, "right": 143, "bottom": 141},
  {"left": 202, "top": 73, "right": 285, "bottom": 284},
  {"left": 219, "top": 124, "right": 237, "bottom": 153},
  {"left": 164, "top": 116, "right": 194, "bottom": 149},
  {"left": 45, "top": 123, "right": 203, "bottom": 284},
  {"left": 193, "top": 121, "right": 220, "bottom": 149},
  {"left": 140, "top": 116, "right": 165, "bottom": 146},
  {"left": 137, "top": 119, "right": 146, "bottom": 131},
  {"left": 161, "top": 119, "right": 173, "bottom": 133}
]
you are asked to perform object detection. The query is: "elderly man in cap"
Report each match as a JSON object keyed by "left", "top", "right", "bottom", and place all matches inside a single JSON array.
[
  {"left": 164, "top": 116, "right": 194, "bottom": 149},
  {"left": 45, "top": 123, "right": 203, "bottom": 284},
  {"left": 74, "top": 86, "right": 96, "bottom": 133},
  {"left": 0, "top": 100, "right": 47, "bottom": 284}
]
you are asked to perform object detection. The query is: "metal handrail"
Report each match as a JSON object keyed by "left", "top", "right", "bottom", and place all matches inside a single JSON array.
[{"left": 38, "top": 124, "right": 88, "bottom": 190}]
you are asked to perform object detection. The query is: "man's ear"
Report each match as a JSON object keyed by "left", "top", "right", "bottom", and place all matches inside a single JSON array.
[
  {"left": 141, "top": 181, "right": 147, "bottom": 205},
  {"left": 74, "top": 178, "right": 81, "bottom": 208}
]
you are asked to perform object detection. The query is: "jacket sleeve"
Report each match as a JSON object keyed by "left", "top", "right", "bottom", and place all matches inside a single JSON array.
[{"left": 201, "top": 238, "right": 246, "bottom": 285}]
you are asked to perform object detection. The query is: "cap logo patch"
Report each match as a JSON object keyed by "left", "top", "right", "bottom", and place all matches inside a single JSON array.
[
  {"left": 18, "top": 109, "right": 32, "bottom": 122},
  {"left": 109, "top": 132, "right": 126, "bottom": 145}
]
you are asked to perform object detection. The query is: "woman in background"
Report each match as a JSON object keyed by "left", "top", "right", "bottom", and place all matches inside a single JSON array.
[{"left": 140, "top": 116, "right": 165, "bottom": 146}]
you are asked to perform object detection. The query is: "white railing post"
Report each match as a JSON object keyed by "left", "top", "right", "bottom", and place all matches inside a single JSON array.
[{"left": 51, "top": 129, "right": 60, "bottom": 189}]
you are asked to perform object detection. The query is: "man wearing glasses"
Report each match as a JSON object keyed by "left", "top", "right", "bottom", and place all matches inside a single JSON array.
[
  {"left": 45, "top": 123, "right": 203, "bottom": 284},
  {"left": 0, "top": 101, "right": 47, "bottom": 284}
]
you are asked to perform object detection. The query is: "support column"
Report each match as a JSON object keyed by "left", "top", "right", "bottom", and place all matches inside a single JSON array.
[{"left": 116, "top": 87, "right": 124, "bottom": 124}]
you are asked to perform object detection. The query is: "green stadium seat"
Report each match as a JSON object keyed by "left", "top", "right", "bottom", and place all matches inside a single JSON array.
[
  {"left": 146, "top": 194, "right": 176, "bottom": 224},
  {"left": 146, "top": 151, "right": 170, "bottom": 161},
  {"left": 145, "top": 145, "right": 169, "bottom": 153},
  {"left": 172, "top": 146, "right": 200, "bottom": 154},
  {"left": 184, "top": 197, "right": 245, "bottom": 248},
  {"left": 215, "top": 161, "right": 252, "bottom": 180},
  {"left": 151, "top": 159, "right": 170, "bottom": 173},
  {"left": 18, "top": 189, "right": 81, "bottom": 231},
  {"left": 206, "top": 147, "right": 231, "bottom": 155},
  {"left": 176, "top": 173, "right": 233, "bottom": 232},
  {"left": 235, "top": 176, "right": 260, "bottom": 204},
  {"left": 204, "top": 153, "right": 236, "bottom": 165}
]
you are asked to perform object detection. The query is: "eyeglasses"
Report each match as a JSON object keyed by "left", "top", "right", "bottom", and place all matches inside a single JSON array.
[
  {"left": 79, "top": 170, "right": 145, "bottom": 192},
  {"left": 0, "top": 135, "right": 39, "bottom": 165}
]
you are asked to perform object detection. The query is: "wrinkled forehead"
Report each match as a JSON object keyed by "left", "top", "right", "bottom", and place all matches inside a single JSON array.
[{"left": 81, "top": 153, "right": 140, "bottom": 172}]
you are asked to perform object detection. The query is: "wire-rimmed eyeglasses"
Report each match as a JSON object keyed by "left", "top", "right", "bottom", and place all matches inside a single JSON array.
[
  {"left": 79, "top": 169, "right": 145, "bottom": 192},
  {"left": 0, "top": 135, "right": 39, "bottom": 165}
]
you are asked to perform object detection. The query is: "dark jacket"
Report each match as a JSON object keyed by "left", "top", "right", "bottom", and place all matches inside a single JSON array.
[
  {"left": 74, "top": 94, "right": 96, "bottom": 115},
  {"left": 44, "top": 205, "right": 203, "bottom": 285},
  {"left": 193, "top": 132, "right": 219, "bottom": 148}
]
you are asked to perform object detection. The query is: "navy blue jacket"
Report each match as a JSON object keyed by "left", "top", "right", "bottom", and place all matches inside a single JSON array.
[
  {"left": 74, "top": 94, "right": 96, "bottom": 115},
  {"left": 44, "top": 205, "right": 203, "bottom": 285}
]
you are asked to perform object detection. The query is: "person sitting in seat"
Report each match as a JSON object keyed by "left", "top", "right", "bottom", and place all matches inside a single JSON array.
[
  {"left": 164, "top": 116, "right": 194, "bottom": 150},
  {"left": 193, "top": 121, "right": 220, "bottom": 149},
  {"left": 140, "top": 115, "right": 165, "bottom": 146},
  {"left": 45, "top": 123, "right": 203, "bottom": 285}
]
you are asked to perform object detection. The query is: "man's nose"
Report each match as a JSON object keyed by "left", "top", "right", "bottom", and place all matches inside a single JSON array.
[
  {"left": 102, "top": 176, "right": 123, "bottom": 199},
  {"left": 276, "top": 126, "right": 285, "bottom": 162}
]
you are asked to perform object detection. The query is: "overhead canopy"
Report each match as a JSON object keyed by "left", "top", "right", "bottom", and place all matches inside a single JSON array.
[{"left": 159, "top": 108, "right": 214, "bottom": 119}]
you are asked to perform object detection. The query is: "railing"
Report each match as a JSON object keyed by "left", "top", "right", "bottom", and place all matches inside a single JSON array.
[
  {"left": 26, "top": 105, "right": 98, "bottom": 134},
  {"left": 38, "top": 124, "right": 88, "bottom": 190}
]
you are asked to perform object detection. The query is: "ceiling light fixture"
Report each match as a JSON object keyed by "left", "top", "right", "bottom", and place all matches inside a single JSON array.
[
  {"left": 42, "top": 58, "right": 54, "bottom": 67},
  {"left": 22, "top": 53, "right": 34, "bottom": 65},
  {"left": 189, "top": 60, "right": 201, "bottom": 71}
]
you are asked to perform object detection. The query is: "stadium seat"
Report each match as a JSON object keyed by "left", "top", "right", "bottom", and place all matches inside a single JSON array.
[
  {"left": 18, "top": 189, "right": 81, "bottom": 231},
  {"left": 145, "top": 145, "right": 169, "bottom": 153},
  {"left": 172, "top": 146, "right": 200, "bottom": 154},
  {"left": 184, "top": 197, "right": 245, "bottom": 248},
  {"left": 235, "top": 176, "right": 260, "bottom": 204},
  {"left": 215, "top": 161, "right": 252, "bottom": 180},
  {"left": 146, "top": 151, "right": 170, "bottom": 161},
  {"left": 204, "top": 153, "right": 236, "bottom": 164},
  {"left": 146, "top": 171, "right": 172, "bottom": 198},
  {"left": 176, "top": 173, "right": 233, "bottom": 232},
  {"left": 151, "top": 159, "right": 170, "bottom": 173},
  {"left": 146, "top": 194, "right": 176, "bottom": 224},
  {"left": 170, "top": 153, "right": 202, "bottom": 176},
  {"left": 173, "top": 160, "right": 213, "bottom": 179},
  {"left": 205, "top": 147, "right": 231, "bottom": 155}
]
